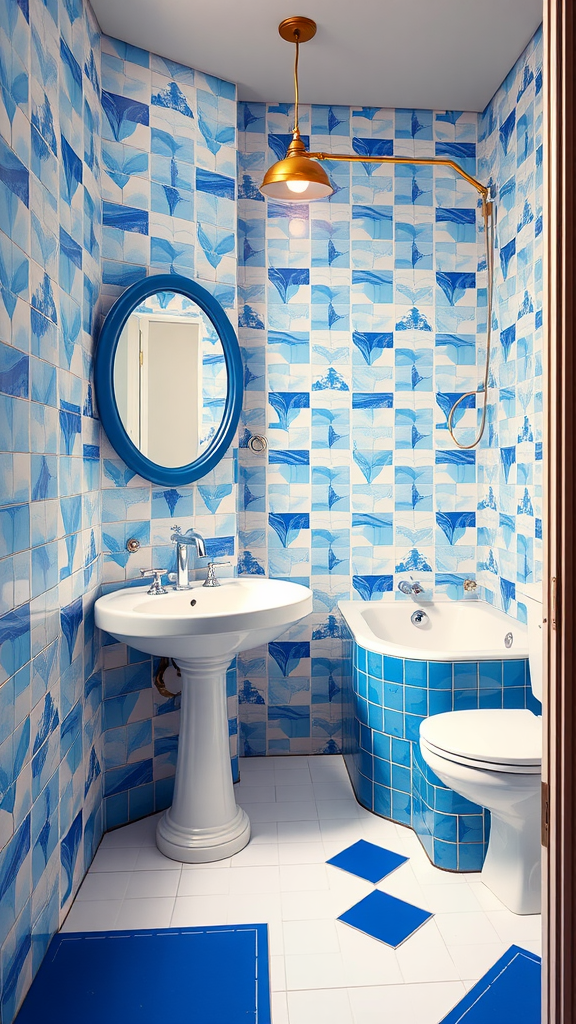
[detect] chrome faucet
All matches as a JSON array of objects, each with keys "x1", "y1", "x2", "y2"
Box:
[
  {"x1": 398, "y1": 580, "x2": 424, "y2": 596},
  {"x1": 170, "y1": 525, "x2": 207, "y2": 590}
]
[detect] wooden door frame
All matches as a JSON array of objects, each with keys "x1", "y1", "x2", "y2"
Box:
[{"x1": 544, "y1": 0, "x2": 576, "y2": 1020}]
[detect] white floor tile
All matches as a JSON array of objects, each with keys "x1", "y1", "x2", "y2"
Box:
[
  {"x1": 394, "y1": 920, "x2": 460, "y2": 984},
  {"x1": 283, "y1": 919, "x2": 341, "y2": 955},
  {"x1": 124, "y1": 869, "x2": 181, "y2": 899},
  {"x1": 276, "y1": 784, "x2": 315, "y2": 802},
  {"x1": 465, "y1": 881, "x2": 509, "y2": 912},
  {"x1": 225, "y1": 892, "x2": 283, "y2": 927},
  {"x1": 89, "y1": 848, "x2": 140, "y2": 872},
  {"x1": 171, "y1": 895, "x2": 229, "y2": 926},
  {"x1": 271, "y1": 954, "x2": 287, "y2": 992},
  {"x1": 435, "y1": 910, "x2": 501, "y2": 946},
  {"x1": 228, "y1": 866, "x2": 281, "y2": 894},
  {"x1": 280, "y1": 864, "x2": 330, "y2": 893},
  {"x1": 319, "y1": 819, "x2": 365, "y2": 844},
  {"x1": 313, "y1": 782, "x2": 354, "y2": 801},
  {"x1": 486, "y1": 909, "x2": 542, "y2": 944},
  {"x1": 177, "y1": 869, "x2": 230, "y2": 897},
  {"x1": 230, "y1": 843, "x2": 279, "y2": 867},
  {"x1": 418, "y1": 881, "x2": 484, "y2": 914},
  {"x1": 134, "y1": 846, "x2": 181, "y2": 871},
  {"x1": 240, "y1": 802, "x2": 318, "y2": 823},
  {"x1": 235, "y1": 784, "x2": 276, "y2": 803},
  {"x1": 287, "y1": 988, "x2": 355, "y2": 1024},
  {"x1": 75, "y1": 871, "x2": 131, "y2": 901},
  {"x1": 239, "y1": 757, "x2": 275, "y2": 773},
  {"x1": 347, "y1": 981, "x2": 466, "y2": 1024},
  {"x1": 61, "y1": 899, "x2": 121, "y2": 932},
  {"x1": 375, "y1": 864, "x2": 427, "y2": 908},
  {"x1": 278, "y1": 842, "x2": 326, "y2": 865},
  {"x1": 272, "y1": 756, "x2": 313, "y2": 771},
  {"x1": 98, "y1": 818, "x2": 159, "y2": 849},
  {"x1": 271, "y1": 991, "x2": 289, "y2": 1024},
  {"x1": 281, "y1": 890, "x2": 342, "y2": 922},
  {"x1": 248, "y1": 821, "x2": 279, "y2": 844},
  {"x1": 277, "y1": 820, "x2": 323, "y2": 843},
  {"x1": 337, "y1": 925, "x2": 404, "y2": 987},
  {"x1": 273, "y1": 770, "x2": 313, "y2": 786},
  {"x1": 316, "y1": 799, "x2": 362, "y2": 820},
  {"x1": 309, "y1": 765, "x2": 350, "y2": 783},
  {"x1": 446, "y1": 941, "x2": 508, "y2": 982},
  {"x1": 115, "y1": 897, "x2": 175, "y2": 929},
  {"x1": 285, "y1": 952, "x2": 347, "y2": 991}
]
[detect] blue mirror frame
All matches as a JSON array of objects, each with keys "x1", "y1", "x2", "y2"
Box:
[{"x1": 94, "y1": 274, "x2": 243, "y2": 486}]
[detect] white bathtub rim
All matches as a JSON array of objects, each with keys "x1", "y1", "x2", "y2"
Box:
[{"x1": 338, "y1": 597, "x2": 529, "y2": 663}]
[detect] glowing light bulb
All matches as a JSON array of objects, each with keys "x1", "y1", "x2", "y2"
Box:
[{"x1": 286, "y1": 179, "x2": 309, "y2": 194}]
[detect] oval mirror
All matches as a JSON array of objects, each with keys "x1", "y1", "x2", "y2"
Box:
[{"x1": 94, "y1": 275, "x2": 242, "y2": 486}]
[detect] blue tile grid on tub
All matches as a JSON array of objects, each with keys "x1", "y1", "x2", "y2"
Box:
[
  {"x1": 338, "y1": 889, "x2": 433, "y2": 948},
  {"x1": 439, "y1": 944, "x2": 541, "y2": 1024},
  {"x1": 342, "y1": 637, "x2": 538, "y2": 871},
  {"x1": 327, "y1": 838, "x2": 408, "y2": 883}
]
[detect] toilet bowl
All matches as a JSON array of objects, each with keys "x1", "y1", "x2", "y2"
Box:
[{"x1": 419, "y1": 584, "x2": 543, "y2": 915}]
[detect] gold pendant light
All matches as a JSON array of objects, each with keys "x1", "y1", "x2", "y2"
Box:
[{"x1": 260, "y1": 17, "x2": 334, "y2": 202}]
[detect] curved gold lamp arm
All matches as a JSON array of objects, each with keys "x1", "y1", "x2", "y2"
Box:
[{"x1": 307, "y1": 152, "x2": 490, "y2": 203}]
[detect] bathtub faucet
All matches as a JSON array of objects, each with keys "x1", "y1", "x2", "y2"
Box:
[{"x1": 398, "y1": 580, "x2": 424, "y2": 596}]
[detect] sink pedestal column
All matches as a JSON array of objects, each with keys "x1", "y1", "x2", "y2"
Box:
[{"x1": 156, "y1": 654, "x2": 250, "y2": 863}]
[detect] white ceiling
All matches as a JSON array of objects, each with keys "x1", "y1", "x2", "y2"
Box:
[{"x1": 91, "y1": 0, "x2": 543, "y2": 112}]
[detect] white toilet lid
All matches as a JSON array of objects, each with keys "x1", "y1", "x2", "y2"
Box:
[{"x1": 419, "y1": 709, "x2": 542, "y2": 767}]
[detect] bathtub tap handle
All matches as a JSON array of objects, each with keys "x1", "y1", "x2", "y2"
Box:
[{"x1": 398, "y1": 580, "x2": 424, "y2": 596}]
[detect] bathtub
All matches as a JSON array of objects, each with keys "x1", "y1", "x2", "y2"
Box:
[{"x1": 338, "y1": 598, "x2": 538, "y2": 872}]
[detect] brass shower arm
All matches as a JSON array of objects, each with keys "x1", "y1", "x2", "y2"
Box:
[{"x1": 306, "y1": 151, "x2": 490, "y2": 203}]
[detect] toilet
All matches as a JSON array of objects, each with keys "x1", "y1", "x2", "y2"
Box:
[{"x1": 419, "y1": 584, "x2": 543, "y2": 915}]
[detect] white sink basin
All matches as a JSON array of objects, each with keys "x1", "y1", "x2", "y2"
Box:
[
  {"x1": 95, "y1": 576, "x2": 313, "y2": 658},
  {"x1": 95, "y1": 576, "x2": 312, "y2": 864}
]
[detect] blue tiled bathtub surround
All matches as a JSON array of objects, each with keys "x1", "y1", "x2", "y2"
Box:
[{"x1": 342, "y1": 632, "x2": 537, "y2": 871}]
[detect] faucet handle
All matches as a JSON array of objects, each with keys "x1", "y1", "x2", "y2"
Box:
[
  {"x1": 203, "y1": 561, "x2": 231, "y2": 588},
  {"x1": 140, "y1": 568, "x2": 169, "y2": 595}
]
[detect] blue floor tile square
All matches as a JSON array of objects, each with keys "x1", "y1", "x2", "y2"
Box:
[
  {"x1": 439, "y1": 944, "x2": 541, "y2": 1024},
  {"x1": 15, "y1": 925, "x2": 271, "y2": 1024},
  {"x1": 338, "y1": 889, "x2": 433, "y2": 948},
  {"x1": 326, "y1": 839, "x2": 408, "y2": 883}
]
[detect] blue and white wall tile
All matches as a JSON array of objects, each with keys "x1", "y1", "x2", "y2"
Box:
[
  {"x1": 0, "y1": 1, "x2": 103, "y2": 1020},
  {"x1": 237, "y1": 101, "x2": 486, "y2": 756},
  {"x1": 476, "y1": 29, "x2": 543, "y2": 618}
]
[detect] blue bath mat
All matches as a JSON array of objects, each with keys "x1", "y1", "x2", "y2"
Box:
[
  {"x1": 338, "y1": 888, "x2": 432, "y2": 947},
  {"x1": 439, "y1": 944, "x2": 541, "y2": 1024},
  {"x1": 15, "y1": 925, "x2": 271, "y2": 1024},
  {"x1": 327, "y1": 839, "x2": 408, "y2": 883}
]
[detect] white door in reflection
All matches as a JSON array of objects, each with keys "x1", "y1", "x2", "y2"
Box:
[{"x1": 115, "y1": 314, "x2": 201, "y2": 467}]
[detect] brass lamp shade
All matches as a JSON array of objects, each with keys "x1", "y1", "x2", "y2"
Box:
[{"x1": 260, "y1": 134, "x2": 333, "y2": 202}]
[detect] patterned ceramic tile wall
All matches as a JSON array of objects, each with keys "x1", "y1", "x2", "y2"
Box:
[
  {"x1": 476, "y1": 29, "x2": 543, "y2": 618},
  {"x1": 96, "y1": 36, "x2": 240, "y2": 832},
  {"x1": 0, "y1": 1, "x2": 103, "y2": 1020},
  {"x1": 235, "y1": 28, "x2": 543, "y2": 758},
  {"x1": 236, "y1": 101, "x2": 488, "y2": 757}
]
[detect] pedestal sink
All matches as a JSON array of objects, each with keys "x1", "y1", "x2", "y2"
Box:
[{"x1": 95, "y1": 577, "x2": 313, "y2": 863}]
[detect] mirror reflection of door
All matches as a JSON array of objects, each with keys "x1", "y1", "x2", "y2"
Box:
[{"x1": 114, "y1": 314, "x2": 202, "y2": 468}]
